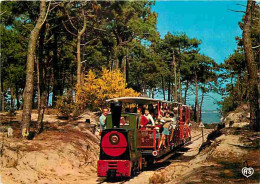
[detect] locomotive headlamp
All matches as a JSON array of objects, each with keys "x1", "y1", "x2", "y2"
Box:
[
  {"x1": 110, "y1": 134, "x2": 119, "y2": 145},
  {"x1": 152, "y1": 151, "x2": 158, "y2": 156}
]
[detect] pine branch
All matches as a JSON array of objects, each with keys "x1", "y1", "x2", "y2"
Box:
[
  {"x1": 228, "y1": 9, "x2": 246, "y2": 13},
  {"x1": 252, "y1": 45, "x2": 260, "y2": 49},
  {"x1": 39, "y1": 1, "x2": 51, "y2": 28},
  {"x1": 80, "y1": 38, "x2": 97, "y2": 46},
  {"x1": 236, "y1": 3, "x2": 247, "y2": 7},
  {"x1": 66, "y1": 8, "x2": 78, "y2": 32},
  {"x1": 62, "y1": 20, "x2": 77, "y2": 36},
  {"x1": 0, "y1": 11, "x2": 6, "y2": 16}
]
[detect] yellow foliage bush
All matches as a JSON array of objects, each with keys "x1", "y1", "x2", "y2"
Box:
[{"x1": 76, "y1": 68, "x2": 140, "y2": 110}]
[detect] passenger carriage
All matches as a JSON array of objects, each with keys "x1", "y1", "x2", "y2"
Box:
[{"x1": 97, "y1": 97, "x2": 191, "y2": 178}]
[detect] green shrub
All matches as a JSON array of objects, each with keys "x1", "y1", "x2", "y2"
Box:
[{"x1": 56, "y1": 95, "x2": 76, "y2": 119}]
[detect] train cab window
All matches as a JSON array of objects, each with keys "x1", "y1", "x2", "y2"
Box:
[{"x1": 120, "y1": 116, "x2": 130, "y2": 126}]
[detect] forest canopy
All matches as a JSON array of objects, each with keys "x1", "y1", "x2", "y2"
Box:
[{"x1": 0, "y1": 0, "x2": 259, "y2": 133}]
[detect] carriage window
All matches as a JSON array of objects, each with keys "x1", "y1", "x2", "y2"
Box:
[{"x1": 120, "y1": 116, "x2": 130, "y2": 126}]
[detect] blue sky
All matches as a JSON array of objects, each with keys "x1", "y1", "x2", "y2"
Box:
[{"x1": 151, "y1": 1, "x2": 246, "y2": 110}]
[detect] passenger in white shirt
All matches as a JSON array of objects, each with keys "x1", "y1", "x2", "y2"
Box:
[{"x1": 144, "y1": 109, "x2": 155, "y2": 126}]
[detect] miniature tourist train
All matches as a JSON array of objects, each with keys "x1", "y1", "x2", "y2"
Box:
[{"x1": 97, "y1": 97, "x2": 191, "y2": 178}]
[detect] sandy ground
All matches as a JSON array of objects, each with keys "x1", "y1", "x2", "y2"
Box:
[
  {"x1": 0, "y1": 110, "x2": 99, "y2": 184},
  {"x1": 150, "y1": 129, "x2": 260, "y2": 184},
  {"x1": 0, "y1": 130, "x2": 99, "y2": 184}
]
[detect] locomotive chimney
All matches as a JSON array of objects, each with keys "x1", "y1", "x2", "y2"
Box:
[{"x1": 110, "y1": 101, "x2": 122, "y2": 128}]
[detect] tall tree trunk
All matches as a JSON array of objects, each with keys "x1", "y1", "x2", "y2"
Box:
[
  {"x1": 173, "y1": 53, "x2": 177, "y2": 102},
  {"x1": 194, "y1": 95, "x2": 196, "y2": 121},
  {"x1": 178, "y1": 67, "x2": 182, "y2": 103},
  {"x1": 168, "y1": 76, "x2": 171, "y2": 101},
  {"x1": 47, "y1": 78, "x2": 50, "y2": 108},
  {"x1": 36, "y1": 56, "x2": 41, "y2": 111},
  {"x1": 161, "y1": 75, "x2": 165, "y2": 100},
  {"x1": 184, "y1": 80, "x2": 189, "y2": 105},
  {"x1": 76, "y1": 11, "x2": 87, "y2": 88},
  {"x1": 125, "y1": 48, "x2": 129, "y2": 85},
  {"x1": 62, "y1": 62, "x2": 65, "y2": 95},
  {"x1": 37, "y1": 91, "x2": 47, "y2": 134},
  {"x1": 15, "y1": 84, "x2": 20, "y2": 110},
  {"x1": 32, "y1": 88, "x2": 37, "y2": 109},
  {"x1": 36, "y1": 23, "x2": 46, "y2": 134},
  {"x1": 243, "y1": 0, "x2": 259, "y2": 131},
  {"x1": 60, "y1": 60, "x2": 64, "y2": 97},
  {"x1": 52, "y1": 29, "x2": 59, "y2": 107},
  {"x1": 21, "y1": 0, "x2": 47, "y2": 137},
  {"x1": 0, "y1": 59, "x2": 3, "y2": 112},
  {"x1": 10, "y1": 88, "x2": 14, "y2": 110},
  {"x1": 169, "y1": 51, "x2": 175, "y2": 101},
  {"x1": 118, "y1": 55, "x2": 124, "y2": 71},
  {"x1": 178, "y1": 48, "x2": 182, "y2": 103},
  {"x1": 231, "y1": 73, "x2": 235, "y2": 107},
  {"x1": 1, "y1": 90, "x2": 4, "y2": 112},
  {"x1": 199, "y1": 90, "x2": 204, "y2": 122},
  {"x1": 195, "y1": 73, "x2": 199, "y2": 124}
]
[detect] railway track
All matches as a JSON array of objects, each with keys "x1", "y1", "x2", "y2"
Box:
[{"x1": 156, "y1": 130, "x2": 213, "y2": 163}]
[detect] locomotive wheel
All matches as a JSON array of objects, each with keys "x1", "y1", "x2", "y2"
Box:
[
  {"x1": 139, "y1": 157, "x2": 143, "y2": 171},
  {"x1": 138, "y1": 157, "x2": 146, "y2": 169},
  {"x1": 107, "y1": 170, "x2": 116, "y2": 180},
  {"x1": 147, "y1": 157, "x2": 154, "y2": 167},
  {"x1": 131, "y1": 161, "x2": 139, "y2": 177}
]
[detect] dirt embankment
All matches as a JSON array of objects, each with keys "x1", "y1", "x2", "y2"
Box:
[
  {"x1": 223, "y1": 104, "x2": 251, "y2": 128},
  {"x1": 0, "y1": 110, "x2": 100, "y2": 184},
  {"x1": 149, "y1": 128, "x2": 260, "y2": 184}
]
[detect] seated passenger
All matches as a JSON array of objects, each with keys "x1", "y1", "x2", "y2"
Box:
[
  {"x1": 144, "y1": 109, "x2": 155, "y2": 126},
  {"x1": 140, "y1": 109, "x2": 155, "y2": 129},
  {"x1": 159, "y1": 106, "x2": 165, "y2": 117},
  {"x1": 152, "y1": 104, "x2": 158, "y2": 119}
]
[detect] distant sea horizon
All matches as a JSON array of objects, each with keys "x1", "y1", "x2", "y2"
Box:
[{"x1": 201, "y1": 111, "x2": 221, "y2": 124}]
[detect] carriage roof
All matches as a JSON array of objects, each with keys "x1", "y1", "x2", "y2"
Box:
[{"x1": 106, "y1": 97, "x2": 177, "y2": 105}]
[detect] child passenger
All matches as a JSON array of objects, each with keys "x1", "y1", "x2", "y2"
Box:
[
  {"x1": 139, "y1": 109, "x2": 155, "y2": 130},
  {"x1": 143, "y1": 109, "x2": 155, "y2": 126},
  {"x1": 158, "y1": 112, "x2": 171, "y2": 149}
]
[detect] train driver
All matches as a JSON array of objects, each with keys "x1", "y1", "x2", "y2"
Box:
[{"x1": 99, "y1": 107, "x2": 109, "y2": 131}]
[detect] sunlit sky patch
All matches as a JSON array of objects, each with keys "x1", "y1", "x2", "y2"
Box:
[{"x1": 151, "y1": 1, "x2": 246, "y2": 111}]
